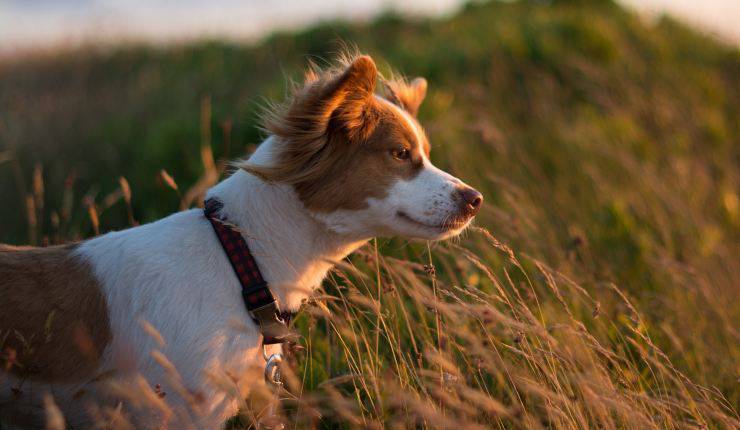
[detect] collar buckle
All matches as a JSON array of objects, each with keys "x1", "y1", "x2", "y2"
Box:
[{"x1": 250, "y1": 301, "x2": 297, "y2": 345}]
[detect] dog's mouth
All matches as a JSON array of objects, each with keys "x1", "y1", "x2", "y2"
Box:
[{"x1": 396, "y1": 211, "x2": 469, "y2": 232}]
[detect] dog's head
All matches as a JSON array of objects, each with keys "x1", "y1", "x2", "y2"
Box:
[{"x1": 245, "y1": 55, "x2": 482, "y2": 241}]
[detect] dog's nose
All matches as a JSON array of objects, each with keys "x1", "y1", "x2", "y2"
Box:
[{"x1": 457, "y1": 186, "x2": 483, "y2": 216}]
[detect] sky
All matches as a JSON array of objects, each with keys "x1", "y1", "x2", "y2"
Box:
[{"x1": 0, "y1": 0, "x2": 738, "y2": 55}]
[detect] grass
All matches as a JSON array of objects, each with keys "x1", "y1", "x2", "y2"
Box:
[{"x1": 1, "y1": 0, "x2": 738, "y2": 428}]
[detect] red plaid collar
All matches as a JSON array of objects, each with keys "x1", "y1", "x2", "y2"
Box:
[{"x1": 204, "y1": 198, "x2": 295, "y2": 345}]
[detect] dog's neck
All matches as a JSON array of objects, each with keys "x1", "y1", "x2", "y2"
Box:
[{"x1": 206, "y1": 137, "x2": 369, "y2": 312}]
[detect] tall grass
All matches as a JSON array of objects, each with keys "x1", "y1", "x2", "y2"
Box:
[{"x1": 276, "y1": 231, "x2": 738, "y2": 429}]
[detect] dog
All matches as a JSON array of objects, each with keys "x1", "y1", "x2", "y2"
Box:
[{"x1": 0, "y1": 54, "x2": 482, "y2": 428}]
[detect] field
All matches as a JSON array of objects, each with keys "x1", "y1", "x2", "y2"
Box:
[{"x1": 1, "y1": 0, "x2": 738, "y2": 428}]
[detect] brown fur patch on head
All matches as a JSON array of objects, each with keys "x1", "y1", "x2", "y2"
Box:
[
  {"x1": 242, "y1": 54, "x2": 431, "y2": 213},
  {"x1": 0, "y1": 244, "x2": 112, "y2": 383}
]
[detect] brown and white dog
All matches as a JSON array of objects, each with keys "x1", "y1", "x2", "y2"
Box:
[{"x1": 0, "y1": 54, "x2": 482, "y2": 428}]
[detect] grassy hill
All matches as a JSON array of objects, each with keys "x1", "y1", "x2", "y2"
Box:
[{"x1": 1, "y1": 0, "x2": 738, "y2": 428}]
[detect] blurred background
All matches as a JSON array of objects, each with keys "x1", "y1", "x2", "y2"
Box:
[
  {"x1": 0, "y1": 0, "x2": 738, "y2": 423},
  {"x1": 1, "y1": 0, "x2": 739, "y2": 53}
]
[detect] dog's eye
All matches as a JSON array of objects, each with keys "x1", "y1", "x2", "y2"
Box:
[{"x1": 391, "y1": 148, "x2": 410, "y2": 161}]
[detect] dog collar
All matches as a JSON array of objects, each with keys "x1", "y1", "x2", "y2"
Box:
[{"x1": 204, "y1": 198, "x2": 295, "y2": 345}]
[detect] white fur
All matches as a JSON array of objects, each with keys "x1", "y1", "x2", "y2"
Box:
[{"x1": 73, "y1": 138, "x2": 369, "y2": 427}]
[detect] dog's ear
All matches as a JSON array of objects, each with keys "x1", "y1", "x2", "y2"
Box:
[
  {"x1": 243, "y1": 56, "x2": 378, "y2": 183},
  {"x1": 320, "y1": 55, "x2": 378, "y2": 141},
  {"x1": 384, "y1": 77, "x2": 427, "y2": 117}
]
